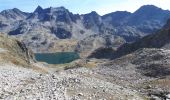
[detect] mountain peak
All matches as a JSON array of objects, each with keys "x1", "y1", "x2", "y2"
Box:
[
  {"x1": 140, "y1": 5, "x2": 159, "y2": 8},
  {"x1": 0, "y1": 8, "x2": 28, "y2": 20},
  {"x1": 136, "y1": 5, "x2": 162, "y2": 12},
  {"x1": 90, "y1": 11, "x2": 98, "y2": 14},
  {"x1": 12, "y1": 8, "x2": 21, "y2": 12},
  {"x1": 41, "y1": 6, "x2": 68, "y2": 14},
  {"x1": 49, "y1": 6, "x2": 67, "y2": 11},
  {"x1": 84, "y1": 11, "x2": 100, "y2": 17},
  {"x1": 56, "y1": 6, "x2": 67, "y2": 10},
  {"x1": 89, "y1": 11, "x2": 99, "y2": 16},
  {"x1": 34, "y1": 5, "x2": 43, "y2": 13},
  {"x1": 102, "y1": 11, "x2": 131, "y2": 18},
  {"x1": 127, "y1": 4, "x2": 170, "y2": 26},
  {"x1": 1, "y1": 8, "x2": 22, "y2": 13}
]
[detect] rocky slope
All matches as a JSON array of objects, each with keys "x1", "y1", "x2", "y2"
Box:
[
  {"x1": 0, "y1": 64, "x2": 146, "y2": 100},
  {"x1": 85, "y1": 17, "x2": 170, "y2": 99},
  {"x1": 78, "y1": 15, "x2": 170, "y2": 100},
  {"x1": 0, "y1": 5, "x2": 170, "y2": 55},
  {"x1": 0, "y1": 33, "x2": 34, "y2": 66},
  {"x1": 1, "y1": 34, "x2": 170, "y2": 99},
  {"x1": 89, "y1": 18, "x2": 170, "y2": 59},
  {"x1": 1, "y1": 4, "x2": 170, "y2": 100},
  {"x1": 0, "y1": 34, "x2": 145, "y2": 100},
  {"x1": 102, "y1": 5, "x2": 170, "y2": 41},
  {"x1": 112, "y1": 18, "x2": 170, "y2": 59},
  {"x1": 75, "y1": 34, "x2": 125, "y2": 57},
  {"x1": 95, "y1": 48, "x2": 170, "y2": 99}
]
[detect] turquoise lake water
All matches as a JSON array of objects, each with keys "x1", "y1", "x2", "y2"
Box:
[{"x1": 35, "y1": 52, "x2": 80, "y2": 64}]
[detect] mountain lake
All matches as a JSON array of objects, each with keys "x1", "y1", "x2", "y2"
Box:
[{"x1": 35, "y1": 52, "x2": 80, "y2": 64}]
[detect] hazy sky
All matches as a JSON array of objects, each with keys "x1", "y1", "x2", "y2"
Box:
[{"x1": 0, "y1": 0, "x2": 170, "y2": 15}]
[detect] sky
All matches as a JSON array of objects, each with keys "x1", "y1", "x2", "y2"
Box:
[{"x1": 0, "y1": 0, "x2": 170, "y2": 15}]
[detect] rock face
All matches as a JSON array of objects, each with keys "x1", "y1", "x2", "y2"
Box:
[
  {"x1": 113, "y1": 18, "x2": 170, "y2": 59},
  {"x1": 102, "y1": 5, "x2": 170, "y2": 41},
  {"x1": 127, "y1": 5, "x2": 170, "y2": 29},
  {"x1": 87, "y1": 47, "x2": 116, "y2": 59},
  {"x1": 95, "y1": 48, "x2": 170, "y2": 99},
  {"x1": 82, "y1": 17, "x2": 170, "y2": 99},
  {"x1": 0, "y1": 33, "x2": 34, "y2": 66},
  {"x1": 0, "y1": 5, "x2": 170, "y2": 54},
  {"x1": 75, "y1": 34, "x2": 125, "y2": 57}
]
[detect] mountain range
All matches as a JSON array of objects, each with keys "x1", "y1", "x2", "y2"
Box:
[
  {"x1": 111, "y1": 18, "x2": 170, "y2": 59},
  {"x1": 88, "y1": 17, "x2": 170, "y2": 58},
  {"x1": 1, "y1": 4, "x2": 170, "y2": 100},
  {"x1": 1, "y1": 18, "x2": 170, "y2": 99},
  {"x1": 0, "y1": 5, "x2": 170, "y2": 57}
]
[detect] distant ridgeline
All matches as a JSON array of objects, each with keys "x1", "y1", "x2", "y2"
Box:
[{"x1": 0, "y1": 5, "x2": 170, "y2": 57}]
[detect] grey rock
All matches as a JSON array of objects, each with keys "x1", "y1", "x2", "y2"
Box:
[{"x1": 113, "y1": 18, "x2": 170, "y2": 59}]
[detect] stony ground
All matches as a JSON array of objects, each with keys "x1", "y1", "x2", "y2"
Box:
[
  {"x1": 95, "y1": 48, "x2": 170, "y2": 100},
  {"x1": 1, "y1": 33, "x2": 170, "y2": 100},
  {"x1": 0, "y1": 63, "x2": 144, "y2": 100},
  {"x1": 1, "y1": 48, "x2": 170, "y2": 100},
  {"x1": 1, "y1": 49, "x2": 170, "y2": 100}
]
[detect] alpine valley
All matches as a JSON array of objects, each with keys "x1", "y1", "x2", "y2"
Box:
[{"x1": 1, "y1": 4, "x2": 170, "y2": 100}]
